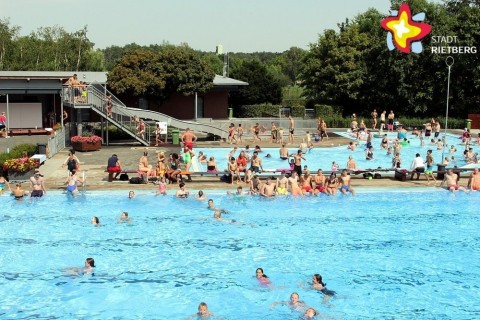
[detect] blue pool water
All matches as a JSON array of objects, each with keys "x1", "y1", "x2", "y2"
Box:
[
  {"x1": 1, "y1": 190, "x2": 479, "y2": 319},
  {"x1": 193, "y1": 132, "x2": 478, "y2": 172}
]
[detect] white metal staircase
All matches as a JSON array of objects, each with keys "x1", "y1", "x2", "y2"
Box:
[{"x1": 64, "y1": 82, "x2": 229, "y2": 144}]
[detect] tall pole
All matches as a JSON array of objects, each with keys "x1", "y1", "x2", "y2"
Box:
[
  {"x1": 6, "y1": 94, "x2": 9, "y2": 139},
  {"x1": 194, "y1": 91, "x2": 198, "y2": 121},
  {"x1": 443, "y1": 56, "x2": 454, "y2": 161}
]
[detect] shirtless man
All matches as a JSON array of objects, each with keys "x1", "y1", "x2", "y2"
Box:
[
  {"x1": 387, "y1": 110, "x2": 395, "y2": 132},
  {"x1": 252, "y1": 123, "x2": 261, "y2": 143},
  {"x1": 30, "y1": 169, "x2": 47, "y2": 198},
  {"x1": 249, "y1": 151, "x2": 263, "y2": 173},
  {"x1": 249, "y1": 175, "x2": 262, "y2": 195},
  {"x1": 313, "y1": 169, "x2": 327, "y2": 195},
  {"x1": 228, "y1": 157, "x2": 239, "y2": 184},
  {"x1": 288, "y1": 171, "x2": 302, "y2": 196},
  {"x1": 260, "y1": 177, "x2": 276, "y2": 197},
  {"x1": 289, "y1": 150, "x2": 306, "y2": 177},
  {"x1": 288, "y1": 115, "x2": 295, "y2": 144},
  {"x1": 371, "y1": 109, "x2": 378, "y2": 130},
  {"x1": 347, "y1": 156, "x2": 357, "y2": 172},
  {"x1": 279, "y1": 144, "x2": 289, "y2": 160},
  {"x1": 66, "y1": 73, "x2": 81, "y2": 102},
  {"x1": 339, "y1": 169, "x2": 355, "y2": 195},
  {"x1": 276, "y1": 172, "x2": 289, "y2": 195},
  {"x1": 380, "y1": 110, "x2": 386, "y2": 131},
  {"x1": 181, "y1": 128, "x2": 197, "y2": 150},
  {"x1": 441, "y1": 169, "x2": 467, "y2": 193},
  {"x1": 300, "y1": 171, "x2": 313, "y2": 195},
  {"x1": 12, "y1": 183, "x2": 28, "y2": 200},
  {"x1": 467, "y1": 167, "x2": 480, "y2": 191}
]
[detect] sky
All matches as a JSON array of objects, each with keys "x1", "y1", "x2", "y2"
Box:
[{"x1": 2, "y1": 0, "x2": 437, "y2": 53}]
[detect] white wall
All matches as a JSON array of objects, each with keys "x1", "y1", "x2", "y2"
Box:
[{"x1": 0, "y1": 103, "x2": 42, "y2": 129}]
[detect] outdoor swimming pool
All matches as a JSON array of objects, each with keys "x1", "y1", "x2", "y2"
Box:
[
  {"x1": 1, "y1": 190, "x2": 479, "y2": 319},
  {"x1": 194, "y1": 132, "x2": 478, "y2": 173}
]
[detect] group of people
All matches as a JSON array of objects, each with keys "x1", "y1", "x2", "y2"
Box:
[
  {"x1": 256, "y1": 268, "x2": 335, "y2": 319},
  {"x1": 65, "y1": 73, "x2": 88, "y2": 104}
]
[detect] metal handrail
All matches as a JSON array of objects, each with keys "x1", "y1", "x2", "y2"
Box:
[{"x1": 86, "y1": 84, "x2": 152, "y2": 145}]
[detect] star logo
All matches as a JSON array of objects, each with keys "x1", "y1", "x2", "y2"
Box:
[{"x1": 380, "y1": 3, "x2": 432, "y2": 54}]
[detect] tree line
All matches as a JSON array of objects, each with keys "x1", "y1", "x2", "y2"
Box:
[{"x1": 0, "y1": 0, "x2": 478, "y2": 118}]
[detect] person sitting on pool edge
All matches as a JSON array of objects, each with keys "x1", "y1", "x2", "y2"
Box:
[{"x1": 441, "y1": 168, "x2": 468, "y2": 193}]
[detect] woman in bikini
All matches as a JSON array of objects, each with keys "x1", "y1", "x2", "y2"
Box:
[
  {"x1": 326, "y1": 172, "x2": 338, "y2": 196},
  {"x1": 166, "y1": 153, "x2": 181, "y2": 183},
  {"x1": 138, "y1": 152, "x2": 153, "y2": 183}
]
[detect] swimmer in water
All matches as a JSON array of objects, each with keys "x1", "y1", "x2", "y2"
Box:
[
  {"x1": 195, "y1": 190, "x2": 206, "y2": 201},
  {"x1": 271, "y1": 292, "x2": 307, "y2": 311},
  {"x1": 207, "y1": 199, "x2": 228, "y2": 214},
  {"x1": 187, "y1": 302, "x2": 217, "y2": 320},
  {"x1": 255, "y1": 267, "x2": 271, "y2": 285},
  {"x1": 117, "y1": 212, "x2": 132, "y2": 223},
  {"x1": 65, "y1": 257, "x2": 95, "y2": 276},
  {"x1": 128, "y1": 191, "x2": 135, "y2": 199},
  {"x1": 91, "y1": 216, "x2": 100, "y2": 226},
  {"x1": 311, "y1": 274, "x2": 336, "y2": 301},
  {"x1": 304, "y1": 307, "x2": 317, "y2": 320}
]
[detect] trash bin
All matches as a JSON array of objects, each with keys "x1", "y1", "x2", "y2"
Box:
[
  {"x1": 465, "y1": 119, "x2": 472, "y2": 130},
  {"x1": 228, "y1": 108, "x2": 233, "y2": 119},
  {"x1": 37, "y1": 143, "x2": 47, "y2": 155},
  {"x1": 172, "y1": 129, "x2": 180, "y2": 145},
  {"x1": 437, "y1": 164, "x2": 446, "y2": 180}
]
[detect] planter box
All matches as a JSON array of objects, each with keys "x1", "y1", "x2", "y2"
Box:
[
  {"x1": 395, "y1": 170, "x2": 408, "y2": 182},
  {"x1": 71, "y1": 140, "x2": 102, "y2": 152},
  {"x1": 8, "y1": 170, "x2": 34, "y2": 181}
]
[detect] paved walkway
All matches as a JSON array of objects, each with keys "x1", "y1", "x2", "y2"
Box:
[{"x1": 28, "y1": 131, "x2": 465, "y2": 192}]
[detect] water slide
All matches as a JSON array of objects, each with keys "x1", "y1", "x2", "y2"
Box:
[{"x1": 124, "y1": 107, "x2": 229, "y2": 140}]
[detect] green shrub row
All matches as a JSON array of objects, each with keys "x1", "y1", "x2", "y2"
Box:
[{"x1": 0, "y1": 143, "x2": 38, "y2": 172}]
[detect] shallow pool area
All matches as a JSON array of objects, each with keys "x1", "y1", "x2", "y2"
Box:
[
  {"x1": 1, "y1": 190, "x2": 479, "y2": 319},
  {"x1": 193, "y1": 132, "x2": 478, "y2": 173}
]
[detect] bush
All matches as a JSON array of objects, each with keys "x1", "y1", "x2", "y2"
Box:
[
  {"x1": 0, "y1": 143, "x2": 37, "y2": 174},
  {"x1": 397, "y1": 117, "x2": 465, "y2": 129},
  {"x1": 290, "y1": 105, "x2": 305, "y2": 117},
  {"x1": 314, "y1": 104, "x2": 342, "y2": 118},
  {"x1": 236, "y1": 104, "x2": 282, "y2": 118}
]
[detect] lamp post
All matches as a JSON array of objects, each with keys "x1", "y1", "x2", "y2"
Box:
[{"x1": 442, "y1": 56, "x2": 454, "y2": 161}]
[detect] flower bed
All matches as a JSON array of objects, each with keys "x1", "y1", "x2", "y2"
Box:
[
  {"x1": 71, "y1": 135, "x2": 103, "y2": 152},
  {"x1": 2, "y1": 157, "x2": 40, "y2": 174}
]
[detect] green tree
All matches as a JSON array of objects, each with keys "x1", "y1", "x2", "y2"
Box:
[
  {"x1": 229, "y1": 60, "x2": 282, "y2": 107},
  {"x1": 107, "y1": 49, "x2": 166, "y2": 99},
  {"x1": 108, "y1": 46, "x2": 215, "y2": 102}
]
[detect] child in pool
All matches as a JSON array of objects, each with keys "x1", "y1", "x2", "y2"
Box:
[{"x1": 255, "y1": 267, "x2": 271, "y2": 285}]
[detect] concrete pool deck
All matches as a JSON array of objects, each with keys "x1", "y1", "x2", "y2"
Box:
[{"x1": 12, "y1": 128, "x2": 476, "y2": 191}]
